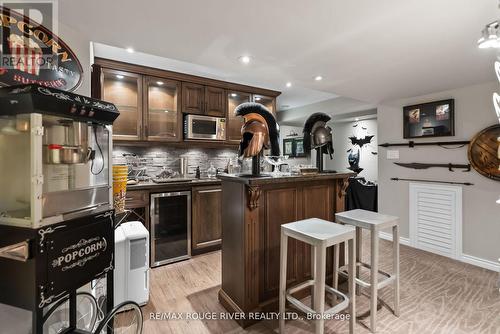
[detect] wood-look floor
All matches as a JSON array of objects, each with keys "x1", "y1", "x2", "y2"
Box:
[{"x1": 142, "y1": 232, "x2": 500, "y2": 334}]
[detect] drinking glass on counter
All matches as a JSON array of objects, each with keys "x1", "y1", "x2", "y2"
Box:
[
  {"x1": 227, "y1": 157, "x2": 241, "y2": 175},
  {"x1": 263, "y1": 155, "x2": 289, "y2": 177}
]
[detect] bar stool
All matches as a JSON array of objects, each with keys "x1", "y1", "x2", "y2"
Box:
[
  {"x1": 335, "y1": 209, "x2": 400, "y2": 333},
  {"x1": 279, "y1": 218, "x2": 356, "y2": 334}
]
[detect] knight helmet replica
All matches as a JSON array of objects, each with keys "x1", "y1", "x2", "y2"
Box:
[
  {"x1": 235, "y1": 102, "x2": 280, "y2": 158},
  {"x1": 303, "y1": 112, "x2": 334, "y2": 158}
]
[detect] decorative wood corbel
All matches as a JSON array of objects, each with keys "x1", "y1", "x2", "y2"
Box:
[
  {"x1": 338, "y1": 178, "x2": 349, "y2": 199},
  {"x1": 246, "y1": 186, "x2": 261, "y2": 210}
]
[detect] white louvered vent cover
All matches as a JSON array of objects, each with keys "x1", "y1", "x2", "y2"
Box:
[{"x1": 409, "y1": 183, "x2": 462, "y2": 259}]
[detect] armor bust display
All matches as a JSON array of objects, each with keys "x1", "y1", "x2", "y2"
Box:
[
  {"x1": 235, "y1": 102, "x2": 280, "y2": 175},
  {"x1": 303, "y1": 112, "x2": 334, "y2": 172}
]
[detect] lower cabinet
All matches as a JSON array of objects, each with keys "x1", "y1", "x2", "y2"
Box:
[
  {"x1": 123, "y1": 190, "x2": 149, "y2": 230},
  {"x1": 192, "y1": 185, "x2": 222, "y2": 254}
]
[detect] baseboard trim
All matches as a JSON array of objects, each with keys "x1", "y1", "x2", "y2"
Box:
[
  {"x1": 379, "y1": 232, "x2": 499, "y2": 273},
  {"x1": 378, "y1": 231, "x2": 411, "y2": 246},
  {"x1": 460, "y1": 254, "x2": 500, "y2": 272}
]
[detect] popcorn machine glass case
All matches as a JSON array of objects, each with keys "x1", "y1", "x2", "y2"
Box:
[{"x1": 0, "y1": 85, "x2": 119, "y2": 228}]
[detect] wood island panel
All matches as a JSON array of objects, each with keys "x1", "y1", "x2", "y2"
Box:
[
  {"x1": 218, "y1": 173, "x2": 354, "y2": 327},
  {"x1": 192, "y1": 185, "x2": 222, "y2": 254}
]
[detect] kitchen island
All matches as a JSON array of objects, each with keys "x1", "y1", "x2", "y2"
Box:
[{"x1": 218, "y1": 172, "x2": 355, "y2": 327}]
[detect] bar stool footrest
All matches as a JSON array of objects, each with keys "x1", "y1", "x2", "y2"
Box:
[
  {"x1": 338, "y1": 262, "x2": 395, "y2": 289},
  {"x1": 285, "y1": 281, "x2": 350, "y2": 315}
]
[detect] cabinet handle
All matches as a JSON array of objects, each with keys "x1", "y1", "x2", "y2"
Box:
[{"x1": 198, "y1": 189, "x2": 222, "y2": 193}]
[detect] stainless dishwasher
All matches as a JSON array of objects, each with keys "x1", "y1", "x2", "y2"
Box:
[{"x1": 150, "y1": 191, "x2": 191, "y2": 267}]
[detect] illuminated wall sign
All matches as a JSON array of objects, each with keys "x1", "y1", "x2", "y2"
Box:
[{"x1": 0, "y1": 5, "x2": 83, "y2": 91}]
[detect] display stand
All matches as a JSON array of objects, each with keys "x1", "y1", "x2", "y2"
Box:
[
  {"x1": 252, "y1": 154, "x2": 261, "y2": 176},
  {"x1": 0, "y1": 210, "x2": 115, "y2": 334},
  {"x1": 316, "y1": 147, "x2": 324, "y2": 172}
]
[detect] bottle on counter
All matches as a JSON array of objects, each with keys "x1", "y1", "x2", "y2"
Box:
[
  {"x1": 179, "y1": 157, "x2": 188, "y2": 178},
  {"x1": 195, "y1": 166, "x2": 201, "y2": 179},
  {"x1": 207, "y1": 163, "x2": 217, "y2": 179}
]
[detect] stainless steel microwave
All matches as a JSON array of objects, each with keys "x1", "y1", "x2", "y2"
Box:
[{"x1": 184, "y1": 114, "x2": 226, "y2": 140}]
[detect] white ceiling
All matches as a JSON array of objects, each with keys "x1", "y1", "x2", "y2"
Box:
[
  {"x1": 92, "y1": 42, "x2": 337, "y2": 110},
  {"x1": 60, "y1": 0, "x2": 498, "y2": 109}
]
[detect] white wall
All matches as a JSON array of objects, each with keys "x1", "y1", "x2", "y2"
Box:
[
  {"x1": 278, "y1": 96, "x2": 375, "y2": 124},
  {"x1": 378, "y1": 81, "x2": 499, "y2": 264},
  {"x1": 326, "y1": 119, "x2": 378, "y2": 181},
  {"x1": 57, "y1": 22, "x2": 92, "y2": 96},
  {"x1": 279, "y1": 124, "x2": 311, "y2": 166}
]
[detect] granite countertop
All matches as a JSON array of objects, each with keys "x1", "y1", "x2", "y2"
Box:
[
  {"x1": 126, "y1": 178, "x2": 221, "y2": 190},
  {"x1": 217, "y1": 171, "x2": 356, "y2": 185}
]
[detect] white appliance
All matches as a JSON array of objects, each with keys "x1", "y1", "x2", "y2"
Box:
[
  {"x1": 114, "y1": 221, "x2": 149, "y2": 307},
  {"x1": 184, "y1": 114, "x2": 226, "y2": 140}
]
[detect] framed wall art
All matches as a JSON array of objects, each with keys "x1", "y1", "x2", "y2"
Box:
[
  {"x1": 283, "y1": 138, "x2": 294, "y2": 156},
  {"x1": 403, "y1": 99, "x2": 455, "y2": 138},
  {"x1": 293, "y1": 138, "x2": 306, "y2": 157},
  {"x1": 282, "y1": 137, "x2": 305, "y2": 158}
]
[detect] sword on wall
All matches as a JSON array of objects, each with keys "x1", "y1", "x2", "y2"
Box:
[{"x1": 394, "y1": 162, "x2": 471, "y2": 172}]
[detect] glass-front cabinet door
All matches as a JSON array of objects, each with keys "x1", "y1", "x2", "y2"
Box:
[
  {"x1": 101, "y1": 68, "x2": 142, "y2": 140},
  {"x1": 253, "y1": 94, "x2": 276, "y2": 116},
  {"x1": 227, "y1": 91, "x2": 251, "y2": 143},
  {"x1": 145, "y1": 77, "x2": 181, "y2": 141}
]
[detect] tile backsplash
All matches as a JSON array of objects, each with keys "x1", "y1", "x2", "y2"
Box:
[{"x1": 113, "y1": 146, "x2": 239, "y2": 178}]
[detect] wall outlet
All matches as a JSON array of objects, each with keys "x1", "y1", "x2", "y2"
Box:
[{"x1": 386, "y1": 150, "x2": 400, "y2": 160}]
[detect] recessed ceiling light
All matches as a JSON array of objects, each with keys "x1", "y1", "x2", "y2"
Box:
[
  {"x1": 116, "y1": 75, "x2": 124, "y2": 79},
  {"x1": 355, "y1": 118, "x2": 360, "y2": 121},
  {"x1": 126, "y1": 47, "x2": 134, "y2": 53},
  {"x1": 238, "y1": 55, "x2": 252, "y2": 64},
  {"x1": 314, "y1": 75, "x2": 323, "y2": 81},
  {"x1": 164, "y1": 110, "x2": 169, "y2": 113},
  {"x1": 231, "y1": 93, "x2": 237, "y2": 97},
  {"x1": 286, "y1": 82, "x2": 292, "y2": 88},
  {"x1": 255, "y1": 97, "x2": 261, "y2": 101},
  {"x1": 157, "y1": 81, "x2": 164, "y2": 85}
]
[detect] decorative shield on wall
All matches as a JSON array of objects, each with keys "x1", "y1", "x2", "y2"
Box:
[{"x1": 467, "y1": 124, "x2": 500, "y2": 181}]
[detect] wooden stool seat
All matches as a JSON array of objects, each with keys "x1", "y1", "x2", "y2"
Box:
[
  {"x1": 335, "y1": 209, "x2": 400, "y2": 333},
  {"x1": 279, "y1": 218, "x2": 356, "y2": 334}
]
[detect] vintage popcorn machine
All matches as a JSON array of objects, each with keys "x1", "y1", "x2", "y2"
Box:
[{"x1": 0, "y1": 84, "x2": 119, "y2": 333}]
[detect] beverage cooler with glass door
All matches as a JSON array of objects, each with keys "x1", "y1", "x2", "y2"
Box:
[{"x1": 150, "y1": 191, "x2": 191, "y2": 267}]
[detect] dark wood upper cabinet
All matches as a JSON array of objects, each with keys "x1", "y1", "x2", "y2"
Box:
[
  {"x1": 182, "y1": 83, "x2": 226, "y2": 117},
  {"x1": 253, "y1": 94, "x2": 276, "y2": 116},
  {"x1": 101, "y1": 68, "x2": 142, "y2": 140},
  {"x1": 205, "y1": 86, "x2": 226, "y2": 117},
  {"x1": 227, "y1": 91, "x2": 251, "y2": 143},
  {"x1": 92, "y1": 58, "x2": 280, "y2": 145},
  {"x1": 145, "y1": 76, "x2": 181, "y2": 142},
  {"x1": 182, "y1": 82, "x2": 204, "y2": 114},
  {"x1": 192, "y1": 185, "x2": 222, "y2": 254}
]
